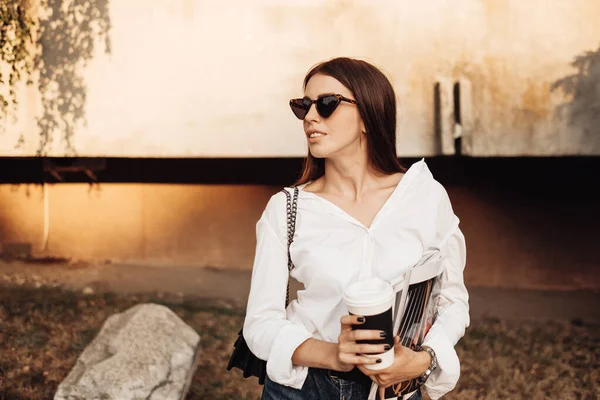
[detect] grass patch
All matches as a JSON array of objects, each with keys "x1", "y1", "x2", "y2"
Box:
[
  {"x1": 0, "y1": 284, "x2": 598, "y2": 399},
  {"x1": 453, "y1": 317, "x2": 600, "y2": 399}
]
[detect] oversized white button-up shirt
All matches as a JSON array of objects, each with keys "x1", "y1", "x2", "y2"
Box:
[{"x1": 243, "y1": 158, "x2": 469, "y2": 399}]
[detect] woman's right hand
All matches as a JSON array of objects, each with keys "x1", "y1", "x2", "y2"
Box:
[{"x1": 332, "y1": 314, "x2": 390, "y2": 372}]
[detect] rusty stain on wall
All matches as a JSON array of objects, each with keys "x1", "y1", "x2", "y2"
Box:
[
  {"x1": 520, "y1": 81, "x2": 551, "y2": 120},
  {"x1": 512, "y1": 81, "x2": 553, "y2": 149}
]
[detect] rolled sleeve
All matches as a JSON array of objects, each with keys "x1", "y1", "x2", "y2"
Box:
[
  {"x1": 422, "y1": 187, "x2": 470, "y2": 399},
  {"x1": 421, "y1": 322, "x2": 461, "y2": 399},
  {"x1": 243, "y1": 192, "x2": 313, "y2": 389},
  {"x1": 266, "y1": 322, "x2": 313, "y2": 388}
]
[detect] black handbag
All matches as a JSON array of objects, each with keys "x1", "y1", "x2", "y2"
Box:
[{"x1": 226, "y1": 187, "x2": 299, "y2": 385}]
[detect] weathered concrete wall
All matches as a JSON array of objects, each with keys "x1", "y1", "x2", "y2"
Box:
[
  {"x1": 1, "y1": 0, "x2": 599, "y2": 157},
  {"x1": 455, "y1": 1, "x2": 600, "y2": 156},
  {"x1": 1, "y1": 161, "x2": 598, "y2": 290}
]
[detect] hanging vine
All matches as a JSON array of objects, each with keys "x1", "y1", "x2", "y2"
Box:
[
  {"x1": 0, "y1": 0, "x2": 35, "y2": 120},
  {"x1": 0, "y1": 0, "x2": 111, "y2": 155}
]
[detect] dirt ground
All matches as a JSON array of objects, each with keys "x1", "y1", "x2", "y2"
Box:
[
  {"x1": 1, "y1": 258, "x2": 599, "y2": 400},
  {"x1": 1, "y1": 258, "x2": 599, "y2": 323},
  {"x1": 2, "y1": 283, "x2": 597, "y2": 400}
]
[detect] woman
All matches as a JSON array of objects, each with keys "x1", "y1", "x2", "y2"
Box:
[{"x1": 243, "y1": 57, "x2": 469, "y2": 400}]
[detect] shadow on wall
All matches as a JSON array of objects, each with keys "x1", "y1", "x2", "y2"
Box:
[
  {"x1": 551, "y1": 43, "x2": 600, "y2": 137},
  {"x1": 32, "y1": 0, "x2": 111, "y2": 155}
]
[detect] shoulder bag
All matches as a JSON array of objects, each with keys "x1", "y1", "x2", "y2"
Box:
[{"x1": 225, "y1": 187, "x2": 299, "y2": 384}]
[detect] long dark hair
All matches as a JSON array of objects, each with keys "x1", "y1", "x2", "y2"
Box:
[{"x1": 294, "y1": 57, "x2": 406, "y2": 186}]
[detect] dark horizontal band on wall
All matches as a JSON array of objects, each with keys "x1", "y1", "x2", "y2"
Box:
[{"x1": 0, "y1": 156, "x2": 598, "y2": 190}]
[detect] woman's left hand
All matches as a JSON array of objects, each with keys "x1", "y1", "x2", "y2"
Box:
[{"x1": 357, "y1": 335, "x2": 431, "y2": 391}]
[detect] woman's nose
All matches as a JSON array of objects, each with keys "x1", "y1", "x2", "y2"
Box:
[{"x1": 304, "y1": 102, "x2": 320, "y2": 122}]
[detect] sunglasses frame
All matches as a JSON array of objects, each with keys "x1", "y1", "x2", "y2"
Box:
[{"x1": 289, "y1": 94, "x2": 358, "y2": 120}]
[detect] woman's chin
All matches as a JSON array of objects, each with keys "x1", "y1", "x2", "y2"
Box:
[{"x1": 308, "y1": 147, "x2": 329, "y2": 159}]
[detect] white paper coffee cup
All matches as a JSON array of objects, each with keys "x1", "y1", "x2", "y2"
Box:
[{"x1": 343, "y1": 277, "x2": 395, "y2": 370}]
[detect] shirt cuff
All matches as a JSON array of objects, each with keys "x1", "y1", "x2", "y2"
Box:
[
  {"x1": 421, "y1": 326, "x2": 461, "y2": 400},
  {"x1": 266, "y1": 323, "x2": 313, "y2": 389}
]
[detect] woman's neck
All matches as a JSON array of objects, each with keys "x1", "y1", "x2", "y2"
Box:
[{"x1": 322, "y1": 153, "x2": 385, "y2": 201}]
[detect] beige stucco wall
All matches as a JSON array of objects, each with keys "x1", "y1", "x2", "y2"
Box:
[
  {"x1": 1, "y1": 0, "x2": 599, "y2": 157},
  {"x1": 1, "y1": 180, "x2": 598, "y2": 290}
]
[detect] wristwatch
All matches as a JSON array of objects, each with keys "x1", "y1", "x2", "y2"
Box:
[{"x1": 415, "y1": 345, "x2": 437, "y2": 386}]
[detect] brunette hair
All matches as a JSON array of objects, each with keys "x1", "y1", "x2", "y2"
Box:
[{"x1": 294, "y1": 57, "x2": 406, "y2": 185}]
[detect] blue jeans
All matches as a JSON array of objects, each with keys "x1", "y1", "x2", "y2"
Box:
[{"x1": 261, "y1": 368, "x2": 422, "y2": 400}]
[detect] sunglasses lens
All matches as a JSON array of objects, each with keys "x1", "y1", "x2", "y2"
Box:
[
  {"x1": 290, "y1": 99, "x2": 308, "y2": 120},
  {"x1": 317, "y1": 95, "x2": 340, "y2": 118}
]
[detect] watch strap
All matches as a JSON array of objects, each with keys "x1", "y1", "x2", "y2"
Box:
[{"x1": 416, "y1": 345, "x2": 437, "y2": 386}]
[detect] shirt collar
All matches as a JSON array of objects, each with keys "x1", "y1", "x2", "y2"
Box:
[{"x1": 291, "y1": 158, "x2": 429, "y2": 226}]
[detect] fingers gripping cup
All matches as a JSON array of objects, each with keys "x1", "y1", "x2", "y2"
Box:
[{"x1": 343, "y1": 277, "x2": 395, "y2": 370}]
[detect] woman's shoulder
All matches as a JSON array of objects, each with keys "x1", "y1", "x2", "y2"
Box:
[
  {"x1": 259, "y1": 187, "x2": 297, "y2": 232},
  {"x1": 263, "y1": 189, "x2": 287, "y2": 215},
  {"x1": 418, "y1": 163, "x2": 457, "y2": 221},
  {"x1": 403, "y1": 159, "x2": 455, "y2": 215}
]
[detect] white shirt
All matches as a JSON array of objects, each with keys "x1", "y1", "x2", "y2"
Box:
[{"x1": 243, "y1": 158, "x2": 469, "y2": 399}]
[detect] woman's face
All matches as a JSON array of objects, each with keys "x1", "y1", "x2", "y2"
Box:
[{"x1": 303, "y1": 74, "x2": 365, "y2": 160}]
